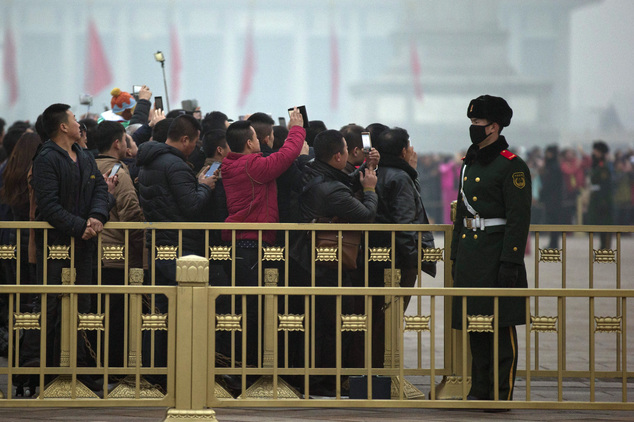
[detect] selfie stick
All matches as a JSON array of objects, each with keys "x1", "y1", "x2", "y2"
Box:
[{"x1": 154, "y1": 51, "x2": 171, "y2": 113}]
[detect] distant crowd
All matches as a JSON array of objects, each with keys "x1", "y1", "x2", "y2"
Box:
[{"x1": 418, "y1": 144, "x2": 634, "y2": 228}]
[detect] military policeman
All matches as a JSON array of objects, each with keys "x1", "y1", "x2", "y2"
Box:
[{"x1": 450, "y1": 95, "x2": 532, "y2": 403}]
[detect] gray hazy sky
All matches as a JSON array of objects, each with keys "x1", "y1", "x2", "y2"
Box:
[{"x1": 570, "y1": 0, "x2": 634, "y2": 130}]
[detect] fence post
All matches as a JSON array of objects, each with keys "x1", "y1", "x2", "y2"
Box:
[
  {"x1": 164, "y1": 255, "x2": 217, "y2": 422},
  {"x1": 109, "y1": 268, "x2": 164, "y2": 398},
  {"x1": 384, "y1": 268, "x2": 425, "y2": 399}
]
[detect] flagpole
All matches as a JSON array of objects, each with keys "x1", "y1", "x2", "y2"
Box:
[
  {"x1": 154, "y1": 51, "x2": 170, "y2": 112},
  {"x1": 161, "y1": 61, "x2": 171, "y2": 113}
]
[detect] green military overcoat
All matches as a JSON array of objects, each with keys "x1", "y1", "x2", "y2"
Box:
[{"x1": 450, "y1": 137, "x2": 532, "y2": 329}]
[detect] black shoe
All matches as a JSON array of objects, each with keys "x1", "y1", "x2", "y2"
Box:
[{"x1": 15, "y1": 382, "x2": 37, "y2": 398}]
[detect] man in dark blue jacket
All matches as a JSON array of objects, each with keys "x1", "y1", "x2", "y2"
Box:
[
  {"x1": 25, "y1": 103, "x2": 112, "y2": 389},
  {"x1": 136, "y1": 114, "x2": 216, "y2": 386}
]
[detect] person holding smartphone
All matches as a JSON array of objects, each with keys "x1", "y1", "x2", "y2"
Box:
[
  {"x1": 94, "y1": 121, "x2": 145, "y2": 368},
  {"x1": 218, "y1": 108, "x2": 305, "y2": 369}
]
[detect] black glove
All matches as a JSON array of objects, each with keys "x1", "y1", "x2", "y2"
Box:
[{"x1": 496, "y1": 262, "x2": 520, "y2": 288}]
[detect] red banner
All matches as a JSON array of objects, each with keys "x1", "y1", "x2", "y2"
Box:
[
  {"x1": 3, "y1": 26, "x2": 18, "y2": 106},
  {"x1": 170, "y1": 25, "x2": 182, "y2": 108},
  {"x1": 237, "y1": 21, "x2": 255, "y2": 108},
  {"x1": 410, "y1": 40, "x2": 423, "y2": 101},
  {"x1": 84, "y1": 19, "x2": 113, "y2": 95},
  {"x1": 330, "y1": 25, "x2": 340, "y2": 110}
]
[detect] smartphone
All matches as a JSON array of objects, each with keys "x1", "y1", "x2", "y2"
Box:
[
  {"x1": 287, "y1": 105, "x2": 310, "y2": 129},
  {"x1": 278, "y1": 117, "x2": 287, "y2": 127},
  {"x1": 154, "y1": 96, "x2": 164, "y2": 111},
  {"x1": 109, "y1": 163, "x2": 122, "y2": 178},
  {"x1": 132, "y1": 85, "x2": 142, "y2": 99},
  {"x1": 205, "y1": 161, "x2": 221, "y2": 178},
  {"x1": 361, "y1": 132, "x2": 372, "y2": 151},
  {"x1": 181, "y1": 99, "x2": 193, "y2": 111}
]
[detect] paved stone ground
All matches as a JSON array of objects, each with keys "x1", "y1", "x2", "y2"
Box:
[{"x1": 0, "y1": 234, "x2": 632, "y2": 421}]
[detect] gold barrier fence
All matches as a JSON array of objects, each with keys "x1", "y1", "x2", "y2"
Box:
[{"x1": 0, "y1": 222, "x2": 631, "y2": 420}]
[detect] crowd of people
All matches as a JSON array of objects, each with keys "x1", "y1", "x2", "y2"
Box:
[{"x1": 0, "y1": 86, "x2": 628, "y2": 401}]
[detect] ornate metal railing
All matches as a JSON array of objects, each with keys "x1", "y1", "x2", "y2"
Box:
[{"x1": 0, "y1": 222, "x2": 631, "y2": 420}]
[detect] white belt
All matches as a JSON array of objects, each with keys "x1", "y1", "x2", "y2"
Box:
[{"x1": 463, "y1": 215, "x2": 507, "y2": 231}]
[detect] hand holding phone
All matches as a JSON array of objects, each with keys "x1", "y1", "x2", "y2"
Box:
[
  {"x1": 361, "y1": 132, "x2": 372, "y2": 151},
  {"x1": 288, "y1": 105, "x2": 309, "y2": 129},
  {"x1": 204, "y1": 161, "x2": 221, "y2": 178},
  {"x1": 154, "y1": 96, "x2": 164, "y2": 111},
  {"x1": 109, "y1": 163, "x2": 122, "y2": 178},
  {"x1": 132, "y1": 85, "x2": 142, "y2": 100}
]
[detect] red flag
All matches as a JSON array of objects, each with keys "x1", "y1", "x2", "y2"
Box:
[
  {"x1": 237, "y1": 21, "x2": 255, "y2": 108},
  {"x1": 410, "y1": 39, "x2": 423, "y2": 100},
  {"x1": 3, "y1": 26, "x2": 18, "y2": 106},
  {"x1": 84, "y1": 19, "x2": 112, "y2": 95},
  {"x1": 170, "y1": 25, "x2": 182, "y2": 107},
  {"x1": 330, "y1": 25, "x2": 340, "y2": 110}
]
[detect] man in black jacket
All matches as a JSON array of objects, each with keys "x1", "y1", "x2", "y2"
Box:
[
  {"x1": 27, "y1": 103, "x2": 112, "y2": 387},
  {"x1": 136, "y1": 114, "x2": 216, "y2": 385},
  {"x1": 369, "y1": 127, "x2": 436, "y2": 368},
  {"x1": 291, "y1": 129, "x2": 377, "y2": 396}
]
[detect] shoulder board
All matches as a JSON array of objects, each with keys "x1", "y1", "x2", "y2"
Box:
[{"x1": 500, "y1": 149, "x2": 516, "y2": 160}]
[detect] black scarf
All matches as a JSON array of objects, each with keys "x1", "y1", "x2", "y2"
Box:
[
  {"x1": 464, "y1": 136, "x2": 509, "y2": 166},
  {"x1": 378, "y1": 155, "x2": 418, "y2": 181}
]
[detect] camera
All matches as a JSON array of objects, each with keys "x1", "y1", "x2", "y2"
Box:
[
  {"x1": 132, "y1": 85, "x2": 143, "y2": 100},
  {"x1": 79, "y1": 94, "x2": 93, "y2": 106}
]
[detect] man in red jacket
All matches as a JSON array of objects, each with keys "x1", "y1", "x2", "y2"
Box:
[{"x1": 220, "y1": 108, "x2": 304, "y2": 367}]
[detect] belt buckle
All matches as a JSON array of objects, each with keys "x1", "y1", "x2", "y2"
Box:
[{"x1": 464, "y1": 218, "x2": 473, "y2": 230}]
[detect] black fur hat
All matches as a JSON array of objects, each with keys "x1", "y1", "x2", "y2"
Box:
[{"x1": 467, "y1": 95, "x2": 513, "y2": 127}]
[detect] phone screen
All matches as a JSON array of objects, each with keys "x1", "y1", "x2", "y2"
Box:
[
  {"x1": 205, "y1": 161, "x2": 221, "y2": 178},
  {"x1": 278, "y1": 117, "x2": 287, "y2": 127},
  {"x1": 361, "y1": 132, "x2": 372, "y2": 150},
  {"x1": 132, "y1": 85, "x2": 142, "y2": 94},
  {"x1": 155, "y1": 96, "x2": 163, "y2": 111},
  {"x1": 287, "y1": 105, "x2": 310, "y2": 129},
  {"x1": 109, "y1": 163, "x2": 122, "y2": 178}
]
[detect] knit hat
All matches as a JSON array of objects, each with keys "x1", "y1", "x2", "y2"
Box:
[{"x1": 110, "y1": 88, "x2": 137, "y2": 115}]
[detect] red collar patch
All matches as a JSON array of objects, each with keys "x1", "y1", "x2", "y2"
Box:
[{"x1": 500, "y1": 149, "x2": 516, "y2": 160}]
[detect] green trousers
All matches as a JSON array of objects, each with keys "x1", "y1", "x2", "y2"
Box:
[{"x1": 468, "y1": 326, "x2": 518, "y2": 400}]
